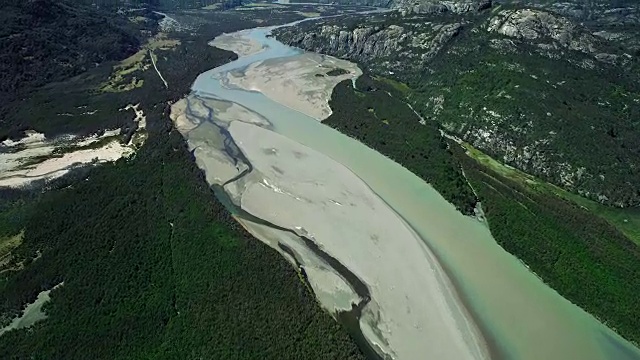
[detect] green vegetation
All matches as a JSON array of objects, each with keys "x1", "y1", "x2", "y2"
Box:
[
  {"x1": 276, "y1": 6, "x2": 640, "y2": 208},
  {"x1": 0, "y1": 231, "x2": 23, "y2": 267},
  {"x1": 326, "y1": 68, "x2": 350, "y2": 76},
  {"x1": 322, "y1": 72, "x2": 640, "y2": 346},
  {"x1": 373, "y1": 76, "x2": 411, "y2": 95},
  {"x1": 453, "y1": 143, "x2": 640, "y2": 346},
  {"x1": 0, "y1": 131, "x2": 364, "y2": 359},
  {"x1": 0, "y1": 9, "x2": 365, "y2": 359},
  {"x1": 407, "y1": 22, "x2": 640, "y2": 208},
  {"x1": 463, "y1": 143, "x2": 640, "y2": 246},
  {"x1": 325, "y1": 75, "x2": 477, "y2": 215},
  {"x1": 0, "y1": 0, "x2": 152, "y2": 104}
]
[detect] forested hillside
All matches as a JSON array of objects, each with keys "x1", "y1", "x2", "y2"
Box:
[
  {"x1": 81, "y1": 0, "x2": 243, "y2": 10},
  {"x1": 0, "y1": 130, "x2": 364, "y2": 359},
  {"x1": 0, "y1": 8, "x2": 364, "y2": 359},
  {"x1": 0, "y1": 0, "x2": 153, "y2": 101},
  {"x1": 325, "y1": 75, "x2": 477, "y2": 215},
  {"x1": 322, "y1": 76, "x2": 640, "y2": 346},
  {"x1": 275, "y1": 2, "x2": 640, "y2": 208}
]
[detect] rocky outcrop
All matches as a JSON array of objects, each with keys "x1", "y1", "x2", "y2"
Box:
[
  {"x1": 487, "y1": 9, "x2": 598, "y2": 53},
  {"x1": 275, "y1": 20, "x2": 462, "y2": 74},
  {"x1": 396, "y1": 0, "x2": 491, "y2": 15},
  {"x1": 275, "y1": 7, "x2": 640, "y2": 207},
  {"x1": 522, "y1": 0, "x2": 640, "y2": 26},
  {"x1": 486, "y1": 8, "x2": 632, "y2": 67}
]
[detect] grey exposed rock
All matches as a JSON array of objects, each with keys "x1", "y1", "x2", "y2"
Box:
[
  {"x1": 397, "y1": 0, "x2": 491, "y2": 15},
  {"x1": 487, "y1": 9, "x2": 598, "y2": 54},
  {"x1": 276, "y1": 20, "x2": 462, "y2": 73}
]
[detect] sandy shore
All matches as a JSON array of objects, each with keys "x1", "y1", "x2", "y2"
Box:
[
  {"x1": 0, "y1": 105, "x2": 146, "y2": 188},
  {"x1": 210, "y1": 30, "x2": 265, "y2": 57},
  {"x1": 236, "y1": 218, "x2": 361, "y2": 313},
  {"x1": 170, "y1": 94, "x2": 490, "y2": 360},
  {"x1": 231, "y1": 120, "x2": 488, "y2": 360},
  {"x1": 224, "y1": 53, "x2": 362, "y2": 121}
]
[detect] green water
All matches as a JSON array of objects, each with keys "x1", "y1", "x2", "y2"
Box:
[{"x1": 191, "y1": 23, "x2": 640, "y2": 359}]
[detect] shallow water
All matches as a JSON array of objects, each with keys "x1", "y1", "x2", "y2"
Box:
[{"x1": 190, "y1": 19, "x2": 640, "y2": 360}]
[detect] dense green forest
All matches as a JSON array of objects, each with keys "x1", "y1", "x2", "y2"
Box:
[
  {"x1": 324, "y1": 75, "x2": 477, "y2": 215},
  {"x1": 322, "y1": 73, "x2": 640, "y2": 346},
  {"x1": 0, "y1": 9, "x2": 364, "y2": 359},
  {"x1": 0, "y1": 6, "x2": 304, "y2": 139},
  {"x1": 0, "y1": 0, "x2": 155, "y2": 102}
]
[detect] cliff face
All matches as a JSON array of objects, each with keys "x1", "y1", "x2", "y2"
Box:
[
  {"x1": 275, "y1": 5, "x2": 640, "y2": 207},
  {"x1": 393, "y1": 0, "x2": 492, "y2": 15},
  {"x1": 278, "y1": 16, "x2": 463, "y2": 74}
]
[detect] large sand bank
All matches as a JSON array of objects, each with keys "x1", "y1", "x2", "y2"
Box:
[
  {"x1": 211, "y1": 30, "x2": 265, "y2": 57},
  {"x1": 170, "y1": 95, "x2": 489, "y2": 360},
  {"x1": 224, "y1": 53, "x2": 361, "y2": 120}
]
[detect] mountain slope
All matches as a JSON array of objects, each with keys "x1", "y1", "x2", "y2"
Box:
[
  {"x1": 274, "y1": 5, "x2": 640, "y2": 208},
  {"x1": 0, "y1": 0, "x2": 152, "y2": 100}
]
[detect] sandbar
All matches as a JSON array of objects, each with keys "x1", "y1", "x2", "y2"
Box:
[
  {"x1": 224, "y1": 53, "x2": 361, "y2": 121},
  {"x1": 211, "y1": 30, "x2": 266, "y2": 57},
  {"x1": 170, "y1": 95, "x2": 490, "y2": 360}
]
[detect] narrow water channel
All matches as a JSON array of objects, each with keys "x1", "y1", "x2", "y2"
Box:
[{"x1": 187, "y1": 14, "x2": 640, "y2": 360}]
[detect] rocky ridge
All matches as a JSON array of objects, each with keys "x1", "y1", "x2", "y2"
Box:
[
  {"x1": 395, "y1": 0, "x2": 491, "y2": 15},
  {"x1": 276, "y1": 14, "x2": 464, "y2": 74},
  {"x1": 275, "y1": 4, "x2": 640, "y2": 207}
]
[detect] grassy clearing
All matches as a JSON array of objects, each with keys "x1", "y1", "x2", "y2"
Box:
[
  {"x1": 374, "y1": 76, "x2": 412, "y2": 95},
  {"x1": 244, "y1": 3, "x2": 286, "y2": 8},
  {"x1": 547, "y1": 184, "x2": 640, "y2": 246},
  {"x1": 201, "y1": 4, "x2": 221, "y2": 10},
  {"x1": 128, "y1": 16, "x2": 148, "y2": 24},
  {"x1": 0, "y1": 230, "x2": 25, "y2": 274},
  {"x1": 0, "y1": 231, "x2": 23, "y2": 265},
  {"x1": 296, "y1": 11, "x2": 321, "y2": 17},
  {"x1": 462, "y1": 142, "x2": 640, "y2": 246},
  {"x1": 100, "y1": 35, "x2": 179, "y2": 93}
]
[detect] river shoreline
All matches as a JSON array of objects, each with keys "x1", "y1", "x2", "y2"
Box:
[
  {"x1": 171, "y1": 16, "x2": 492, "y2": 357},
  {"x1": 171, "y1": 11, "x2": 640, "y2": 360}
]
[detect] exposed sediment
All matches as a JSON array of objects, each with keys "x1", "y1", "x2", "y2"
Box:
[
  {"x1": 224, "y1": 53, "x2": 361, "y2": 121},
  {"x1": 170, "y1": 91, "x2": 490, "y2": 360}
]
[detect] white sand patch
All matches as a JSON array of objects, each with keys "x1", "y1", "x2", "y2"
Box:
[
  {"x1": 211, "y1": 30, "x2": 265, "y2": 57},
  {"x1": 189, "y1": 121, "x2": 246, "y2": 185},
  {"x1": 0, "y1": 282, "x2": 64, "y2": 336},
  {"x1": 170, "y1": 98, "x2": 199, "y2": 133},
  {"x1": 0, "y1": 140, "x2": 133, "y2": 187},
  {"x1": 228, "y1": 120, "x2": 488, "y2": 360},
  {"x1": 0, "y1": 136, "x2": 55, "y2": 175},
  {"x1": 123, "y1": 103, "x2": 147, "y2": 130},
  {"x1": 0, "y1": 106, "x2": 147, "y2": 188},
  {"x1": 224, "y1": 53, "x2": 362, "y2": 121},
  {"x1": 1, "y1": 130, "x2": 46, "y2": 147},
  {"x1": 302, "y1": 266, "x2": 360, "y2": 313},
  {"x1": 169, "y1": 97, "x2": 268, "y2": 186}
]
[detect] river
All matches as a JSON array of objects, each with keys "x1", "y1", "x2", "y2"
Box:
[{"x1": 185, "y1": 13, "x2": 640, "y2": 360}]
